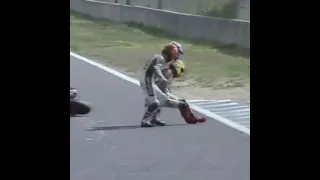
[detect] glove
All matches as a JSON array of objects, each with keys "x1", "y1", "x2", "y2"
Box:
[
  {"x1": 162, "y1": 77, "x2": 171, "y2": 85},
  {"x1": 178, "y1": 100, "x2": 206, "y2": 124},
  {"x1": 70, "y1": 89, "x2": 77, "y2": 99}
]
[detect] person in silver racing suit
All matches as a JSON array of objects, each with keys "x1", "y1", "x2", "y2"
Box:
[
  {"x1": 139, "y1": 43, "x2": 180, "y2": 127},
  {"x1": 139, "y1": 43, "x2": 206, "y2": 127}
]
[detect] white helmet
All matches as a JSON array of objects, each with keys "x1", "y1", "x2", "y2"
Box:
[{"x1": 170, "y1": 41, "x2": 184, "y2": 56}]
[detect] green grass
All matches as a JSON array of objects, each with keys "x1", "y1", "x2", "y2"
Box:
[{"x1": 70, "y1": 11, "x2": 250, "y2": 90}]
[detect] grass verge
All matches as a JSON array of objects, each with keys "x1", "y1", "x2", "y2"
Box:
[{"x1": 70, "y1": 11, "x2": 250, "y2": 104}]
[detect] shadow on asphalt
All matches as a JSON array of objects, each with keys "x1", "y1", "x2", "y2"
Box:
[
  {"x1": 70, "y1": 114, "x2": 89, "y2": 118},
  {"x1": 87, "y1": 123, "x2": 191, "y2": 131}
]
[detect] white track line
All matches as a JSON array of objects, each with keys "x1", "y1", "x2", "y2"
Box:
[{"x1": 70, "y1": 51, "x2": 250, "y2": 135}]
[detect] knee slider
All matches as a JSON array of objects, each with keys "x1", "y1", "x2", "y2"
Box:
[{"x1": 147, "y1": 101, "x2": 160, "y2": 113}]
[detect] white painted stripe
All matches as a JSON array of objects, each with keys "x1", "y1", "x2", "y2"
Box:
[
  {"x1": 70, "y1": 51, "x2": 250, "y2": 135},
  {"x1": 200, "y1": 103, "x2": 239, "y2": 109},
  {"x1": 216, "y1": 108, "x2": 250, "y2": 115},
  {"x1": 232, "y1": 119, "x2": 250, "y2": 123},
  {"x1": 187, "y1": 104, "x2": 250, "y2": 135},
  {"x1": 187, "y1": 100, "x2": 218, "y2": 103},
  {"x1": 239, "y1": 121, "x2": 250, "y2": 125},
  {"x1": 233, "y1": 115, "x2": 250, "y2": 120},
  {"x1": 209, "y1": 105, "x2": 249, "y2": 112},
  {"x1": 190, "y1": 99, "x2": 232, "y2": 103},
  {"x1": 191, "y1": 101, "x2": 250, "y2": 126},
  {"x1": 224, "y1": 112, "x2": 250, "y2": 118},
  {"x1": 191, "y1": 100, "x2": 233, "y2": 105}
]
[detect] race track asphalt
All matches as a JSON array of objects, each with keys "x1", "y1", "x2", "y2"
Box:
[{"x1": 70, "y1": 56, "x2": 250, "y2": 180}]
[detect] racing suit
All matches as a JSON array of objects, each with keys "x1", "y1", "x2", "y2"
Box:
[
  {"x1": 139, "y1": 54, "x2": 177, "y2": 126},
  {"x1": 139, "y1": 55, "x2": 206, "y2": 126},
  {"x1": 151, "y1": 73, "x2": 184, "y2": 121}
]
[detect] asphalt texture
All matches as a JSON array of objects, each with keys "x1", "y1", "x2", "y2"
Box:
[{"x1": 70, "y1": 56, "x2": 250, "y2": 180}]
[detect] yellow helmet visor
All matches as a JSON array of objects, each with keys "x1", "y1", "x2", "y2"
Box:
[{"x1": 172, "y1": 60, "x2": 185, "y2": 77}]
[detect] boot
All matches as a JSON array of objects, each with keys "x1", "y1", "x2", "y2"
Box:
[
  {"x1": 150, "y1": 117, "x2": 166, "y2": 126},
  {"x1": 196, "y1": 117, "x2": 206, "y2": 123},
  {"x1": 141, "y1": 121, "x2": 155, "y2": 128},
  {"x1": 179, "y1": 101, "x2": 206, "y2": 124}
]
